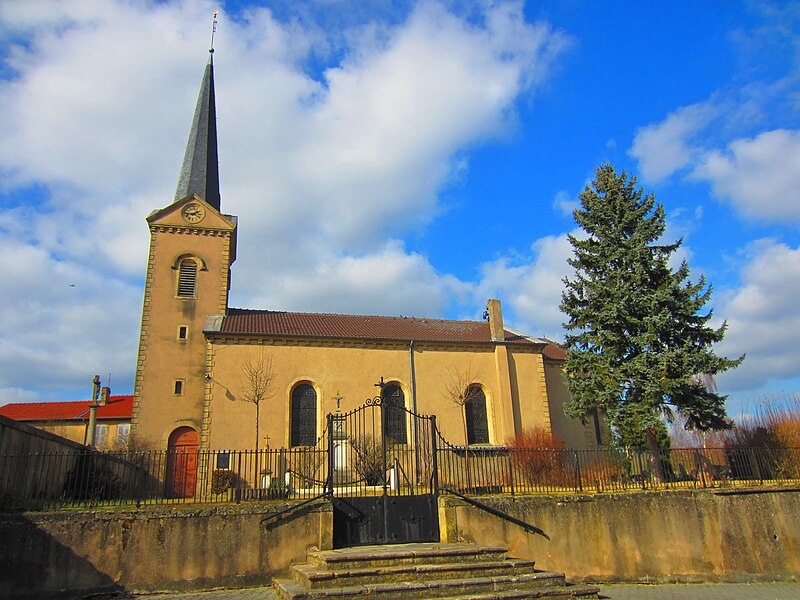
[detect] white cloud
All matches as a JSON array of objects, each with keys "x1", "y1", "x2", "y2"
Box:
[
  {"x1": 0, "y1": 235, "x2": 141, "y2": 404},
  {"x1": 239, "y1": 240, "x2": 466, "y2": 317},
  {"x1": 0, "y1": 0, "x2": 568, "y2": 401},
  {"x1": 691, "y1": 129, "x2": 800, "y2": 222},
  {"x1": 474, "y1": 232, "x2": 575, "y2": 340},
  {"x1": 715, "y1": 240, "x2": 800, "y2": 392},
  {"x1": 553, "y1": 190, "x2": 577, "y2": 218},
  {"x1": 629, "y1": 102, "x2": 717, "y2": 182}
]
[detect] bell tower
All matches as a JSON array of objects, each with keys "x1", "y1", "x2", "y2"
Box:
[{"x1": 131, "y1": 47, "x2": 237, "y2": 449}]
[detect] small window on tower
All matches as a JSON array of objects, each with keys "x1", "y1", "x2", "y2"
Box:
[
  {"x1": 178, "y1": 326, "x2": 188, "y2": 341},
  {"x1": 174, "y1": 380, "x2": 184, "y2": 396},
  {"x1": 177, "y1": 259, "x2": 198, "y2": 298}
]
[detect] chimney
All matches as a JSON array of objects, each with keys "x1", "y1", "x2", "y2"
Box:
[
  {"x1": 100, "y1": 386, "x2": 110, "y2": 407},
  {"x1": 487, "y1": 299, "x2": 505, "y2": 342}
]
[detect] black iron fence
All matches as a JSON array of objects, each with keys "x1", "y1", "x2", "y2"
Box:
[
  {"x1": 437, "y1": 445, "x2": 800, "y2": 495},
  {"x1": 0, "y1": 446, "x2": 329, "y2": 511},
  {"x1": 1, "y1": 445, "x2": 798, "y2": 510}
]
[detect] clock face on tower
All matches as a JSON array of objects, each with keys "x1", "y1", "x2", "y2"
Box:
[{"x1": 181, "y1": 202, "x2": 206, "y2": 224}]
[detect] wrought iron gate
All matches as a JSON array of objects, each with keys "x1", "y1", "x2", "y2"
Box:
[{"x1": 326, "y1": 392, "x2": 440, "y2": 548}]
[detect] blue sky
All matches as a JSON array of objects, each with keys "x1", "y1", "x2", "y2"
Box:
[{"x1": 0, "y1": 0, "x2": 798, "y2": 419}]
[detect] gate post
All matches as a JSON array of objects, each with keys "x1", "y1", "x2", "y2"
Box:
[
  {"x1": 326, "y1": 413, "x2": 334, "y2": 495},
  {"x1": 431, "y1": 415, "x2": 439, "y2": 495},
  {"x1": 379, "y1": 396, "x2": 388, "y2": 497}
]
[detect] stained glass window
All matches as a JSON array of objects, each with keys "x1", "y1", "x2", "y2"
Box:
[
  {"x1": 465, "y1": 386, "x2": 489, "y2": 444},
  {"x1": 382, "y1": 384, "x2": 407, "y2": 444},
  {"x1": 291, "y1": 383, "x2": 317, "y2": 447}
]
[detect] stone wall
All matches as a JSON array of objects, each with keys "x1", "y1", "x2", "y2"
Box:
[
  {"x1": 0, "y1": 502, "x2": 330, "y2": 599},
  {"x1": 2, "y1": 488, "x2": 798, "y2": 598},
  {"x1": 440, "y1": 488, "x2": 800, "y2": 583}
]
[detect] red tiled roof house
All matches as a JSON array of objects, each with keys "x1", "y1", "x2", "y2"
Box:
[{"x1": 0, "y1": 395, "x2": 133, "y2": 449}]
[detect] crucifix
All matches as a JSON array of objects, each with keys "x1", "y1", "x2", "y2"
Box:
[{"x1": 333, "y1": 392, "x2": 344, "y2": 412}]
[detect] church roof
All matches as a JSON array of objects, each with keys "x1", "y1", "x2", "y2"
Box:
[
  {"x1": 539, "y1": 338, "x2": 568, "y2": 361},
  {"x1": 174, "y1": 54, "x2": 220, "y2": 210},
  {"x1": 217, "y1": 308, "x2": 554, "y2": 348},
  {"x1": 0, "y1": 395, "x2": 134, "y2": 422}
]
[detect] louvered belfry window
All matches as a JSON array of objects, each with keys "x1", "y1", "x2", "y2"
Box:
[
  {"x1": 177, "y1": 259, "x2": 197, "y2": 297},
  {"x1": 382, "y1": 384, "x2": 407, "y2": 444},
  {"x1": 465, "y1": 386, "x2": 489, "y2": 444},
  {"x1": 291, "y1": 384, "x2": 317, "y2": 447}
]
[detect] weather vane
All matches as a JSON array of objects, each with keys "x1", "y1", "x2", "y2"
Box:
[{"x1": 210, "y1": 10, "x2": 219, "y2": 54}]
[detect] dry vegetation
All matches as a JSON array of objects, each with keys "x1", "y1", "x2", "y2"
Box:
[
  {"x1": 669, "y1": 393, "x2": 800, "y2": 450},
  {"x1": 506, "y1": 426, "x2": 568, "y2": 487}
]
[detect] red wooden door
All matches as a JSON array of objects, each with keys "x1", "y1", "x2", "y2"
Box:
[{"x1": 166, "y1": 427, "x2": 199, "y2": 498}]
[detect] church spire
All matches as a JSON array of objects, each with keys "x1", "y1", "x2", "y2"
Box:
[{"x1": 174, "y1": 39, "x2": 220, "y2": 210}]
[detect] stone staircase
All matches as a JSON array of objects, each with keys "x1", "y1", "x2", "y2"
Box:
[{"x1": 273, "y1": 542, "x2": 600, "y2": 599}]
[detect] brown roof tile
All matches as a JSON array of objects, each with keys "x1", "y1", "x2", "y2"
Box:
[
  {"x1": 539, "y1": 338, "x2": 568, "y2": 361},
  {"x1": 0, "y1": 395, "x2": 133, "y2": 422},
  {"x1": 218, "y1": 308, "x2": 537, "y2": 344}
]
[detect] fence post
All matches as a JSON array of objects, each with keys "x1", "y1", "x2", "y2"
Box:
[
  {"x1": 507, "y1": 450, "x2": 515, "y2": 496},
  {"x1": 326, "y1": 413, "x2": 334, "y2": 495},
  {"x1": 754, "y1": 448, "x2": 765, "y2": 485},
  {"x1": 574, "y1": 450, "x2": 583, "y2": 493},
  {"x1": 431, "y1": 416, "x2": 439, "y2": 495},
  {"x1": 634, "y1": 450, "x2": 646, "y2": 490},
  {"x1": 694, "y1": 448, "x2": 707, "y2": 488}
]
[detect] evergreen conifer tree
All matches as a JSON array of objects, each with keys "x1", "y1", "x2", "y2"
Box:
[{"x1": 560, "y1": 164, "x2": 743, "y2": 472}]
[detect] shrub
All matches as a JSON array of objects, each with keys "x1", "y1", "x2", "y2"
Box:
[
  {"x1": 351, "y1": 434, "x2": 385, "y2": 485},
  {"x1": 211, "y1": 469, "x2": 236, "y2": 494},
  {"x1": 507, "y1": 427, "x2": 568, "y2": 488},
  {"x1": 718, "y1": 395, "x2": 800, "y2": 480},
  {"x1": 266, "y1": 479, "x2": 288, "y2": 498},
  {"x1": 63, "y1": 453, "x2": 123, "y2": 501},
  {"x1": 289, "y1": 449, "x2": 324, "y2": 486}
]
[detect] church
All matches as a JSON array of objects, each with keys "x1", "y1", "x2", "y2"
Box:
[{"x1": 130, "y1": 52, "x2": 602, "y2": 457}]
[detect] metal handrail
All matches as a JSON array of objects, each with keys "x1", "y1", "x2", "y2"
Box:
[
  {"x1": 260, "y1": 490, "x2": 332, "y2": 529},
  {"x1": 440, "y1": 486, "x2": 550, "y2": 540}
]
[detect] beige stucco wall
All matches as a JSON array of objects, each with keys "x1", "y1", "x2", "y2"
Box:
[
  {"x1": 2, "y1": 490, "x2": 797, "y2": 597},
  {"x1": 34, "y1": 421, "x2": 130, "y2": 449},
  {"x1": 132, "y1": 197, "x2": 235, "y2": 450},
  {"x1": 204, "y1": 339, "x2": 566, "y2": 451},
  {"x1": 544, "y1": 361, "x2": 601, "y2": 448},
  {"x1": 0, "y1": 503, "x2": 325, "y2": 598},
  {"x1": 441, "y1": 489, "x2": 800, "y2": 582}
]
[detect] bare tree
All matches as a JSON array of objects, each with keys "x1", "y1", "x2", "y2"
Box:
[
  {"x1": 442, "y1": 366, "x2": 483, "y2": 490},
  {"x1": 240, "y1": 352, "x2": 277, "y2": 451},
  {"x1": 442, "y1": 366, "x2": 482, "y2": 444}
]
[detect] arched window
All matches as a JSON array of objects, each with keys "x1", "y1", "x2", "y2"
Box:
[
  {"x1": 465, "y1": 385, "x2": 489, "y2": 445},
  {"x1": 291, "y1": 383, "x2": 317, "y2": 447},
  {"x1": 177, "y1": 259, "x2": 198, "y2": 298},
  {"x1": 382, "y1": 384, "x2": 407, "y2": 444}
]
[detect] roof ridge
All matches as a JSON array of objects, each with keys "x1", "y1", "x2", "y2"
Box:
[
  {"x1": 0, "y1": 395, "x2": 133, "y2": 409},
  {"x1": 226, "y1": 307, "x2": 485, "y2": 325}
]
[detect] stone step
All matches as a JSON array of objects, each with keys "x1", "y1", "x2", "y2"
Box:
[
  {"x1": 446, "y1": 586, "x2": 600, "y2": 599},
  {"x1": 306, "y1": 542, "x2": 509, "y2": 570},
  {"x1": 273, "y1": 571, "x2": 592, "y2": 600},
  {"x1": 292, "y1": 557, "x2": 537, "y2": 588}
]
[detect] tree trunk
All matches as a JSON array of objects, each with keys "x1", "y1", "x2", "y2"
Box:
[
  {"x1": 646, "y1": 426, "x2": 665, "y2": 485},
  {"x1": 463, "y1": 412, "x2": 472, "y2": 490},
  {"x1": 255, "y1": 402, "x2": 261, "y2": 483}
]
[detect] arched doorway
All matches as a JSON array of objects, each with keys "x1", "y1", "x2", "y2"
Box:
[{"x1": 166, "y1": 426, "x2": 199, "y2": 498}]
